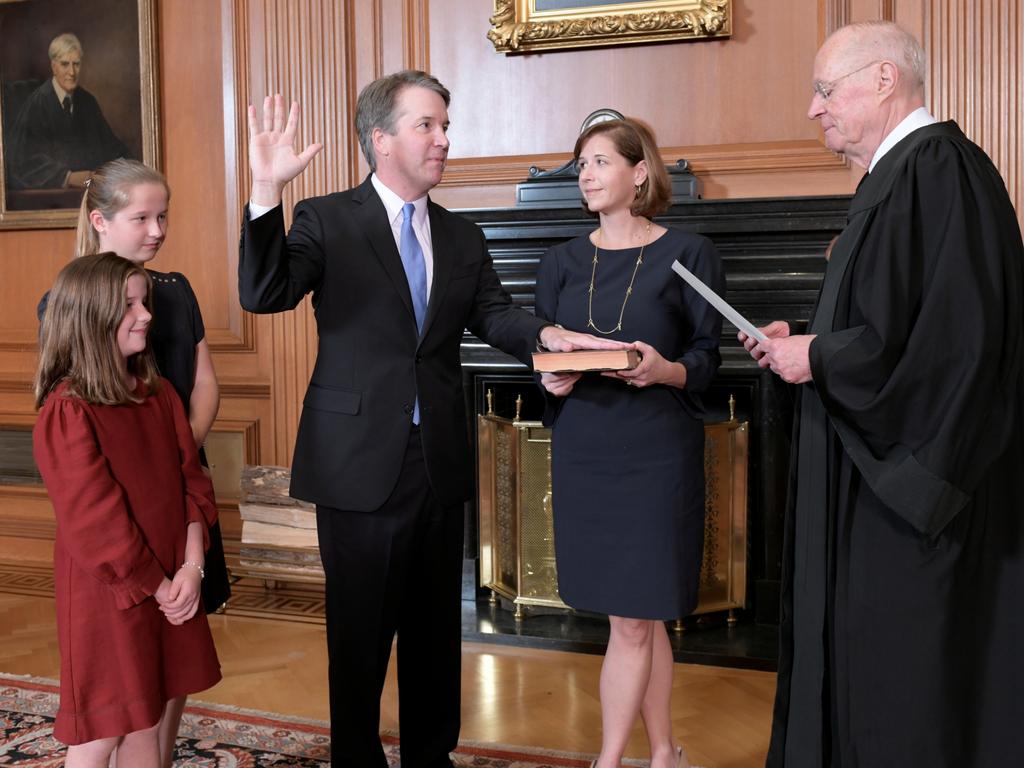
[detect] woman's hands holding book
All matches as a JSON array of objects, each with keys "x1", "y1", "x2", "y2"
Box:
[{"x1": 604, "y1": 341, "x2": 687, "y2": 390}]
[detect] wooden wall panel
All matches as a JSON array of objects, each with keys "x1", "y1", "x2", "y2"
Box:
[
  {"x1": 233, "y1": 0, "x2": 355, "y2": 466},
  {"x1": 428, "y1": 0, "x2": 861, "y2": 208},
  {"x1": 1, "y1": 0, "x2": 1021, "y2": 567},
  {"x1": 926, "y1": 0, "x2": 1023, "y2": 231},
  {"x1": 156, "y1": 2, "x2": 231, "y2": 335}
]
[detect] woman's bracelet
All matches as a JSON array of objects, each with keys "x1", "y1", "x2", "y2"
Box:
[{"x1": 180, "y1": 561, "x2": 205, "y2": 579}]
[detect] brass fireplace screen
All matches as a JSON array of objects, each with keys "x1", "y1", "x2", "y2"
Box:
[{"x1": 478, "y1": 398, "x2": 749, "y2": 620}]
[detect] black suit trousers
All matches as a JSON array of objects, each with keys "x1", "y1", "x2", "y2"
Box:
[{"x1": 316, "y1": 428, "x2": 463, "y2": 768}]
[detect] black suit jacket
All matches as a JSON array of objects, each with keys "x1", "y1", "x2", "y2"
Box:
[{"x1": 239, "y1": 177, "x2": 546, "y2": 512}]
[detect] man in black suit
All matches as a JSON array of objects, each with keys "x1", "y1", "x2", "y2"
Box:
[{"x1": 239, "y1": 71, "x2": 620, "y2": 767}]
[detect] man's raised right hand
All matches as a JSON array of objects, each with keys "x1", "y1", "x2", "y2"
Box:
[{"x1": 248, "y1": 94, "x2": 323, "y2": 207}]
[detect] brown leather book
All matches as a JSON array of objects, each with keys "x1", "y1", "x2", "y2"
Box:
[{"x1": 532, "y1": 348, "x2": 640, "y2": 373}]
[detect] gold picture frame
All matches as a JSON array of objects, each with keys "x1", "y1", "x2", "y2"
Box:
[
  {"x1": 0, "y1": 0, "x2": 160, "y2": 230},
  {"x1": 489, "y1": 0, "x2": 731, "y2": 54}
]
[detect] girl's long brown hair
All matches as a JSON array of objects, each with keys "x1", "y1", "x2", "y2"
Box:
[{"x1": 35, "y1": 253, "x2": 160, "y2": 408}]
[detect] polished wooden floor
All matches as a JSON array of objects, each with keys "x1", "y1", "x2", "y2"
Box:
[{"x1": 0, "y1": 549, "x2": 775, "y2": 766}]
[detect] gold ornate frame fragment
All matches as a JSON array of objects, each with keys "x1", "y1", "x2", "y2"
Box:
[{"x1": 489, "y1": 0, "x2": 731, "y2": 54}]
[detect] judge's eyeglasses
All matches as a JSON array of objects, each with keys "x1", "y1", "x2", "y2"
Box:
[{"x1": 812, "y1": 60, "x2": 881, "y2": 101}]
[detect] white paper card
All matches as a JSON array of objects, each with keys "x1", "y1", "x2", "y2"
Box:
[{"x1": 671, "y1": 260, "x2": 767, "y2": 343}]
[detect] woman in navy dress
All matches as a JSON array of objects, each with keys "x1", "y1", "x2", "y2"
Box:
[{"x1": 535, "y1": 119, "x2": 723, "y2": 768}]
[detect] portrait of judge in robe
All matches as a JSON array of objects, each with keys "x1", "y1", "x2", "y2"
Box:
[
  {"x1": 5, "y1": 33, "x2": 129, "y2": 193},
  {"x1": 0, "y1": 3, "x2": 149, "y2": 218}
]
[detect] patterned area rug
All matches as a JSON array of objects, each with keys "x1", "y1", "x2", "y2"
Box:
[{"x1": 0, "y1": 673, "x2": 607, "y2": 767}]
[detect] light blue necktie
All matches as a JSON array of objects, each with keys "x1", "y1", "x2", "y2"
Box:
[{"x1": 399, "y1": 202, "x2": 427, "y2": 423}]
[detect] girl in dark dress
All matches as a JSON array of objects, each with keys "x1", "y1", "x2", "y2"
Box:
[
  {"x1": 34, "y1": 254, "x2": 220, "y2": 767},
  {"x1": 536, "y1": 120, "x2": 723, "y2": 768}
]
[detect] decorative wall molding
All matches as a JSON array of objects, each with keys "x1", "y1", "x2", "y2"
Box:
[
  {"x1": 405, "y1": 0, "x2": 430, "y2": 71},
  {"x1": 0, "y1": 376, "x2": 32, "y2": 395},
  {"x1": 220, "y1": 0, "x2": 255, "y2": 353},
  {"x1": 825, "y1": 0, "x2": 851, "y2": 36},
  {"x1": 0, "y1": 487, "x2": 54, "y2": 541},
  {"x1": 439, "y1": 140, "x2": 848, "y2": 188},
  {"x1": 218, "y1": 381, "x2": 273, "y2": 399},
  {"x1": 0, "y1": 333, "x2": 38, "y2": 355},
  {"x1": 229, "y1": 0, "x2": 360, "y2": 465},
  {"x1": 206, "y1": 417, "x2": 262, "y2": 498},
  {"x1": 925, "y1": 0, "x2": 1023, "y2": 230}
]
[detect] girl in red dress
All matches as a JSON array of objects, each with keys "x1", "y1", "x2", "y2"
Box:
[{"x1": 33, "y1": 253, "x2": 221, "y2": 768}]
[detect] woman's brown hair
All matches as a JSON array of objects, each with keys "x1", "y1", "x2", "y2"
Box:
[
  {"x1": 35, "y1": 253, "x2": 160, "y2": 408},
  {"x1": 573, "y1": 118, "x2": 671, "y2": 219},
  {"x1": 75, "y1": 158, "x2": 170, "y2": 257}
]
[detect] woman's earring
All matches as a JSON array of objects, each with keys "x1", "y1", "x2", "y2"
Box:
[{"x1": 635, "y1": 184, "x2": 642, "y2": 198}]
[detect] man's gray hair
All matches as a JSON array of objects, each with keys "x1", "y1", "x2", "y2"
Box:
[
  {"x1": 49, "y1": 33, "x2": 83, "y2": 61},
  {"x1": 355, "y1": 70, "x2": 450, "y2": 172},
  {"x1": 838, "y1": 21, "x2": 926, "y2": 89}
]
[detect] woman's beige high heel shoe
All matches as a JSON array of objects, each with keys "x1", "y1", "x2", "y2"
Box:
[{"x1": 675, "y1": 744, "x2": 706, "y2": 768}]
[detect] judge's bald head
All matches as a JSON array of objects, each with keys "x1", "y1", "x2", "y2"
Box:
[
  {"x1": 809, "y1": 22, "x2": 927, "y2": 169},
  {"x1": 823, "y1": 22, "x2": 925, "y2": 93}
]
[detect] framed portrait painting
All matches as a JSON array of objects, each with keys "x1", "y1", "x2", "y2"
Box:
[
  {"x1": 0, "y1": 0, "x2": 159, "y2": 229},
  {"x1": 489, "y1": 0, "x2": 731, "y2": 54}
]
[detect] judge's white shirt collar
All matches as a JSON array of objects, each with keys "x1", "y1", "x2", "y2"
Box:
[
  {"x1": 869, "y1": 107, "x2": 937, "y2": 172},
  {"x1": 51, "y1": 78, "x2": 72, "y2": 106}
]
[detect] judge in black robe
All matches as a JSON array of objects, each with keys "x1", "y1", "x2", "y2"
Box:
[{"x1": 746, "y1": 22, "x2": 1024, "y2": 768}]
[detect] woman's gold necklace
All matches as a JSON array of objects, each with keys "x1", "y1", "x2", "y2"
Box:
[{"x1": 587, "y1": 221, "x2": 652, "y2": 335}]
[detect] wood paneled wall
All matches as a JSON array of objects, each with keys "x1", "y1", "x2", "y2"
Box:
[
  {"x1": 1, "y1": 0, "x2": 1021, "y2": 569},
  {"x1": 925, "y1": 1, "x2": 1022, "y2": 231}
]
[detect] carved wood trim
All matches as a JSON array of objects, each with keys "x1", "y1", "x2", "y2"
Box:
[
  {"x1": 824, "y1": 0, "x2": 850, "y2": 37},
  {"x1": 344, "y1": 1, "x2": 364, "y2": 183},
  {"x1": 0, "y1": 322, "x2": 253, "y2": 357},
  {"x1": 221, "y1": 0, "x2": 256, "y2": 352},
  {"x1": 405, "y1": 0, "x2": 430, "y2": 71},
  {"x1": 0, "y1": 333, "x2": 37, "y2": 354},
  {"x1": 218, "y1": 381, "x2": 273, "y2": 399},
  {"x1": 925, "y1": 0, "x2": 1023, "y2": 231},
  {"x1": 0, "y1": 377, "x2": 31, "y2": 395},
  {"x1": 438, "y1": 140, "x2": 847, "y2": 188},
  {"x1": 0, "y1": 489, "x2": 56, "y2": 542},
  {"x1": 0, "y1": 412, "x2": 36, "y2": 428}
]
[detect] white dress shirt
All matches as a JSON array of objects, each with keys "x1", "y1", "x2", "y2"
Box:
[{"x1": 369, "y1": 174, "x2": 434, "y2": 300}]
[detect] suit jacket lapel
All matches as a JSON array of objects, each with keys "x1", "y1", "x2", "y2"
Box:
[
  {"x1": 351, "y1": 178, "x2": 417, "y2": 326},
  {"x1": 420, "y1": 200, "x2": 453, "y2": 342}
]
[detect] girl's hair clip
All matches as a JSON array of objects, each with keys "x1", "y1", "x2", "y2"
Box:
[{"x1": 83, "y1": 178, "x2": 92, "y2": 188}]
